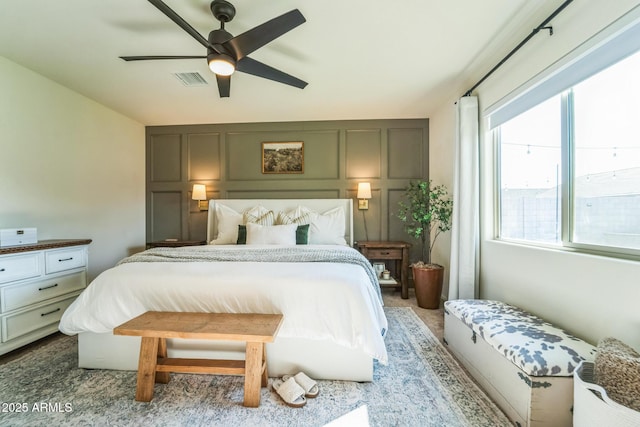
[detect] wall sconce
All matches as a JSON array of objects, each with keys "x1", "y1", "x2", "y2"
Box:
[
  {"x1": 192, "y1": 184, "x2": 208, "y2": 211},
  {"x1": 357, "y1": 182, "x2": 372, "y2": 210},
  {"x1": 357, "y1": 182, "x2": 371, "y2": 241}
]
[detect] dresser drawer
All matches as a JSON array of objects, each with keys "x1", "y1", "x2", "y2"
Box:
[
  {"x1": 1, "y1": 271, "x2": 86, "y2": 312},
  {"x1": 2, "y1": 295, "x2": 77, "y2": 342},
  {"x1": 45, "y1": 247, "x2": 86, "y2": 274},
  {"x1": 0, "y1": 252, "x2": 42, "y2": 284},
  {"x1": 366, "y1": 248, "x2": 402, "y2": 259}
]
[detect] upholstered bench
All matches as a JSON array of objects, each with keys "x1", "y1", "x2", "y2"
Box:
[{"x1": 444, "y1": 299, "x2": 596, "y2": 427}]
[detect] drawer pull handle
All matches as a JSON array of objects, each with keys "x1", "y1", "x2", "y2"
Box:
[
  {"x1": 38, "y1": 283, "x2": 59, "y2": 291},
  {"x1": 41, "y1": 308, "x2": 61, "y2": 317},
  {"x1": 58, "y1": 257, "x2": 74, "y2": 262},
  {"x1": 381, "y1": 252, "x2": 390, "y2": 255}
]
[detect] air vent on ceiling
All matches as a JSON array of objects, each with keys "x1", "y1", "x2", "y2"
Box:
[{"x1": 173, "y1": 72, "x2": 208, "y2": 86}]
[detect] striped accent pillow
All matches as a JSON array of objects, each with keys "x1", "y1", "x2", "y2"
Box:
[
  {"x1": 277, "y1": 206, "x2": 315, "y2": 225},
  {"x1": 244, "y1": 206, "x2": 275, "y2": 226}
]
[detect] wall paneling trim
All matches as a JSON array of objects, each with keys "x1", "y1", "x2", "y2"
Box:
[{"x1": 146, "y1": 118, "x2": 429, "y2": 257}]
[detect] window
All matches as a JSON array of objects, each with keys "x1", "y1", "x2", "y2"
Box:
[
  {"x1": 572, "y1": 52, "x2": 640, "y2": 251},
  {"x1": 494, "y1": 28, "x2": 640, "y2": 257},
  {"x1": 499, "y1": 96, "x2": 562, "y2": 244}
]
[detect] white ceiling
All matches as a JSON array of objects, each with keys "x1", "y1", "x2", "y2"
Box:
[{"x1": 0, "y1": 0, "x2": 554, "y2": 126}]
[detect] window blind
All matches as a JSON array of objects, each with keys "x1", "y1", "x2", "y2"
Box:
[{"x1": 487, "y1": 6, "x2": 640, "y2": 129}]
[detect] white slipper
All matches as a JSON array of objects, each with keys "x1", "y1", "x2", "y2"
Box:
[
  {"x1": 283, "y1": 372, "x2": 319, "y2": 398},
  {"x1": 272, "y1": 377, "x2": 307, "y2": 408}
]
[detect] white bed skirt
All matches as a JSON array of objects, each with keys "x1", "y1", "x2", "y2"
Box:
[{"x1": 78, "y1": 332, "x2": 374, "y2": 382}]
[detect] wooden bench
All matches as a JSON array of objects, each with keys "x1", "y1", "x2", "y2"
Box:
[{"x1": 113, "y1": 311, "x2": 283, "y2": 407}]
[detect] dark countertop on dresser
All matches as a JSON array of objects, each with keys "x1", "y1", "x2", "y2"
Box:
[{"x1": 0, "y1": 239, "x2": 92, "y2": 255}]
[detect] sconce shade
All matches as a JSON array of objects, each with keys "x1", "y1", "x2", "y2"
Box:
[
  {"x1": 192, "y1": 184, "x2": 207, "y2": 201},
  {"x1": 357, "y1": 182, "x2": 372, "y2": 199}
]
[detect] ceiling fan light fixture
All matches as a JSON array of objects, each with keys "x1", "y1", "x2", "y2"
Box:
[
  {"x1": 129, "y1": 0, "x2": 307, "y2": 97},
  {"x1": 208, "y1": 53, "x2": 236, "y2": 76}
]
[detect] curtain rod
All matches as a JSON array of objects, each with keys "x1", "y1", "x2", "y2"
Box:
[{"x1": 463, "y1": 0, "x2": 574, "y2": 97}]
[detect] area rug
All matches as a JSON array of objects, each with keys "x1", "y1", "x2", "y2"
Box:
[{"x1": 0, "y1": 307, "x2": 510, "y2": 427}]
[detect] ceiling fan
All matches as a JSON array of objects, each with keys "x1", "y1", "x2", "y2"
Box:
[{"x1": 120, "y1": 0, "x2": 308, "y2": 97}]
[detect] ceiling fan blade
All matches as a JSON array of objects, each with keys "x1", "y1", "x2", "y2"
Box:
[
  {"x1": 216, "y1": 74, "x2": 231, "y2": 97},
  {"x1": 237, "y1": 56, "x2": 307, "y2": 89},
  {"x1": 225, "y1": 9, "x2": 305, "y2": 61},
  {"x1": 120, "y1": 55, "x2": 206, "y2": 61},
  {"x1": 147, "y1": 0, "x2": 213, "y2": 50}
]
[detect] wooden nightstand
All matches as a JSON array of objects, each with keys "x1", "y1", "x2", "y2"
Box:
[
  {"x1": 146, "y1": 240, "x2": 206, "y2": 249},
  {"x1": 355, "y1": 241, "x2": 411, "y2": 299}
]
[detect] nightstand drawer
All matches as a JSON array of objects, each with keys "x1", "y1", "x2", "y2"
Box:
[
  {"x1": 0, "y1": 253, "x2": 41, "y2": 284},
  {"x1": 2, "y1": 295, "x2": 76, "y2": 342},
  {"x1": 2, "y1": 271, "x2": 86, "y2": 312},
  {"x1": 366, "y1": 248, "x2": 402, "y2": 259},
  {"x1": 45, "y1": 247, "x2": 86, "y2": 274}
]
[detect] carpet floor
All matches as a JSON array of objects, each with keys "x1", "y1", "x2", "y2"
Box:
[{"x1": 0, "y1": 307, "x2": 510, "y2": 427}]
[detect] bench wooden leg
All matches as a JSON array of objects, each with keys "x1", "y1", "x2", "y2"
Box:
[
  {"x1": 261, "y1": 343, "x2": 268, "y2": 387},
  {"x1": 243, "y1": 341, "x2": 263, "y2": 407},
  {"x1": 135, "y1": 337, "x2": 158, "y2": 402},
  {"x1": 155, "y1": 337, "x2": 170, "y2": 384}
]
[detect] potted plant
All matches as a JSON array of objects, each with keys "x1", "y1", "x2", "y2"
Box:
[{"x1": 396, "y1": 180, "x2": 453, "y2": 309}]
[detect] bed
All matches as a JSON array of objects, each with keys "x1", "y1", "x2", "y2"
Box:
[{"x1": 59, "y1": 199, "x2": 388, "y2": 381}]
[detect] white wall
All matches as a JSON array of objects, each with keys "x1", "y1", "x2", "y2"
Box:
[
  {"x1": 430, "y1": 0, "x2": 640, "y2": 349},
  {"x1": 0, "y1": 56, "x2": 145, "y2": 281},
  {"x1": 428, "y1": 102, "x2": 456, "y2": 296}
]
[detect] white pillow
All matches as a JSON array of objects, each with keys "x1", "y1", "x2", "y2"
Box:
[
  {"x1": 245, "y1": 222, "x2": 297, "y2": 245},
  {"x1": 210, "y1": 204, "x2": 243, "y2": 244},
  {"x1": 309, "y1": 207, "x2": 347, "y2": 245},
  {"x1": 210, "y1": 205, "x2": 276, "y2": 245}
]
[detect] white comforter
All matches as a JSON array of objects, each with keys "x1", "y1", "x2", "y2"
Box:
[{"x1": 59, "y1": 245, "x2": 388, "y2": 363}]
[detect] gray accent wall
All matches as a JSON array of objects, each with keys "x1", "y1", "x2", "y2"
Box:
[{"x1": 146, "y1": 119, "x2": 428, "y2": 260}]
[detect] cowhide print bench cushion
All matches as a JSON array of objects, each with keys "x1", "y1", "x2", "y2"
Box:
[{"x1": 445, "y1": 299, "x2": 596, "y2": 376}]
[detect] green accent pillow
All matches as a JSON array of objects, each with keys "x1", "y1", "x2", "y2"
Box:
[
  {"x1": 237, "y1": 224, "x2": 247, "y2": 244},
  {"x1": 237, "y1": 224, "x2": 309, "y2": 245},
  {"x1": 296, "y1": 224, "x2": 310, "y2": 245}
]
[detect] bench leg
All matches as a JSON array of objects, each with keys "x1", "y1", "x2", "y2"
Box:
[
  {"x1": 155, "y1": 338, "x2": 170, "y2": 384},
  {"x1": 244, "y1": 341, "x2": 263, "y2": 407},
  {"x1": 135, "y1": 337, "x2": 158, "y2": 402},
  {"x1": 261, "y1": 343, "x2": 268, "y2": 387}
]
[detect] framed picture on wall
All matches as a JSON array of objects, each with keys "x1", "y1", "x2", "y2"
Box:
[{"x1": 262, "y1": 141, "x2": 304, "y2": 174}]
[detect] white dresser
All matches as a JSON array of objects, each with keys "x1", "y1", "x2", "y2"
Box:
[{"x1": 0, "y1": 239, "x2": 91, "y2": 355}]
